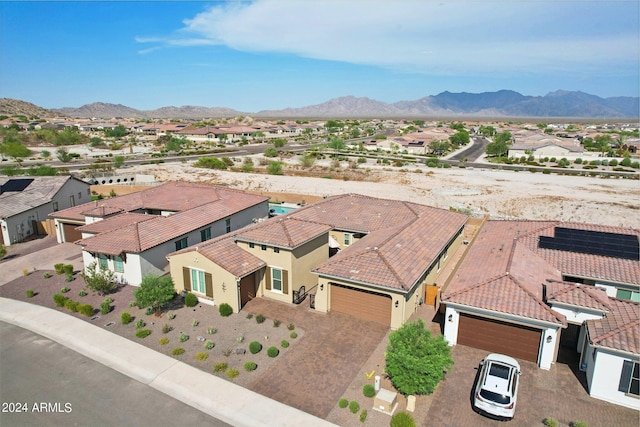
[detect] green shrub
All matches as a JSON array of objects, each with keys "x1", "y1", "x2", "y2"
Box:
[
  {"x1": 65, "y1": 273, "x2": 74, "y2": 282},
  {"x1": 54, "y1": 263, "x2": 65, "y2": 274},
  {"x1": 184, "y1": 292, "x2": 198, "y2": 307},
  {"x1": 255, "y1": 314, "x2": 265, "y2": 324},
  {"x1": 207, "y1": 327, "x2": 217, "y2": 335},
  {"x1": 194, "y1": 156, "x2": 227, "y2": 169},
  {"x1": 244, "y1": 361, "x2": 257, "y2": 371},
  {"x1": 159, "y1": 337, "x2": 169, "y2": 345},
  {"x1": 359, "y1": 409, "x2": 367, "y2": 423},
  {"x1": 195, "y1": 352, "x2": 209, "y2": 361},
  {"x1": 167, "y1": 312, "x2": 176, "y2": 320},
  {"x1": 390, "y1": 412, "x2": 416, "y2": 427},
  {"x1": 267, "y1": 346, "x2": 279, "y2": 358},
  {"x1": 78, "y1": 290, "x2": 87, "y2": 297},
  {"x1": 100, "y1": 301, "x2": 111, "y2": 315},
  {"x1": 26, "y1": 289, "x2": 34, "y2": 298},
  {"x1": 273, "y1": 319, "x2": 281, "y2": 327},
  {"x1": 192, "y1": 319, "x2": 199, "y2": 327},
  {"x1": 78, "y1": 304, "x2": 94, "y2": 317},
  {"x1": 609, "y1": 159, "x2": 619, "y2": 166},
  {"x1": 63, "y1": 264, "x2": 74, "y2": 275},
  {"x1": 172, "y1": 347, "x2": 185, "y2": 356},
  {"x1": 249, "y1": 341, "x2": 262, "y2": 354},
  {"x1": 60, "y1": 286, "x2": 70, "y2": 293},
  {"x1": 213, "y1": 362, "x2": 228, "y2": 372},
  {"x1": 121, "y1": 312, "x2": 132, "y2": 324},
  {"x1": 290, "y1": 331, "x2": 298, "y2": 339},
  {"x1": 43, "y1": 272, "x2": 52, "y2": 279},
  {"x1": 281, "y1": 340, "x2": 289, "y2": 348},
  {"x1": 349, "y1": 401, "x2": 360, "y2": 414},
  {"x1": 219, "y1": 303, "x2": 233, "y2": 317},
  {"x1": 135, "y1": 319, "x2": 146, "y2": 329},
  {"x1": 162, "y1": 323, "x2": 172, "y2": 333},
  {"x1": 145, "y1": 307, "x2": 153, "y2": 315},
  {"x1": 205, "y1": 341, "x2": 215, "y2": 350},
  {"x1": 363, "y1": 383, "x2": 376, "y2": 398},
  {"x1": 246, "y1": 313, "x2": 254, "y2": 319},
  {"x1": 64, "y1": 299, "x2": 79, "y2": 312},
  {"x1": 571, "y1": 422, "x2": 588, "y2": 427},
  {"x1": 338, "y1": 398, "x2": 348, "y2": 409},
  {"x1": 179, "y1": 333, "x2": 189, "y2": 342},
  {"x1": 226, "y1": 369, "x2": 239, "y2": 378},
  {"x1": 543, "y1": 418, "x2": 559, "y2": 427},
  {"x1": 287, "y1": 323, "x2": 295, "y2": 330},
  {"x1": 136, "y1": 329, "x2": 152, "y2": 338}
]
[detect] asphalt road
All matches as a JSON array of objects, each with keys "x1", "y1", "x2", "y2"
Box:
[
  {"x1": 449, "y1": 136, "x2": 489, "y2": 162},
  {"x1": 0, "y1": 322, "x2": 230, "y2": 427}
]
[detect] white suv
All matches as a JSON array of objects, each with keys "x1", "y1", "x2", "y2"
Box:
[{"x1": 473, "y1": 353, "x2": 521, "y2": 420}]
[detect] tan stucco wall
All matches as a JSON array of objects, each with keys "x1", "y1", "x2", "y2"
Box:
[{"x1": 328, "y1": 230, "x2": 362, "y2": 250}]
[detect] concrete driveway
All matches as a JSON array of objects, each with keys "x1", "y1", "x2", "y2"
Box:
[{"x1": 425, "y1": 344, "x2": 638, "y2": 426}]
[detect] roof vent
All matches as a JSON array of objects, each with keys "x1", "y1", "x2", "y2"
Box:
[{"x1": 350, "y1": 269, "x2": 359, "y2": 274}]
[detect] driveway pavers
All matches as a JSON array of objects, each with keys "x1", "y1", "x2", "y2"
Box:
[{"x1": 243, "y1": 298, "x2": 388, "y2": 418}]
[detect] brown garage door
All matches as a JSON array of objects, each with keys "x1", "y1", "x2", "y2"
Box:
[
  {"x1": 62, "y1": 222, "x2": 83, "y2": 242},
  {"x1": 458, "y1": 313, "x2": 541, "y2": 363},
  {"x1": 330, "y1": 283, "x2": 392, "y2": 326}
]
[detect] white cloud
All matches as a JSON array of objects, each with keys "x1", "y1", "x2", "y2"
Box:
[{"x1": 141, "y1": 0, "x2": 639, "y2": 76}]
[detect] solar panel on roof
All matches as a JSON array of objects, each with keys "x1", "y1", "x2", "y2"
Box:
[
  {"x1": 539, "y1": 227, "x2": 639, "y2": 260},
  {"x1": 0, "y1": 178, "x2": 34, "y2": 193}
]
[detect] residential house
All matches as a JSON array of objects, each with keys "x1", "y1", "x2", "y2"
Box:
[
  {"x1": 508, "y1": 134, "x2": 585, "y2": 159},
  {"x1": 441, "y1": 220, "x2": 639, "y2": 409},
  {"x1": 168, "y1": 194, "x2": 468, "y2": 330},
  {"x1": 0, "y1": 176, "x2": 90, "y2": 246},
  {"x1": 50, "y1": 182, "x2": 269, "y2": 286}
]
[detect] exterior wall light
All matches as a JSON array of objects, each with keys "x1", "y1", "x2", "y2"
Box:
[
  {"x1": 546, "y1": 335, "x2": 553, "y2": 344},
  {"x1": 394, "y1": 300, "x2": 399, "y2": 308},
  {"x1": 447, "y1": 314, "x2": 453, "y2": 322},
  {"x1": 320, "y1": 284, "x2": 324, "y2": 291}
]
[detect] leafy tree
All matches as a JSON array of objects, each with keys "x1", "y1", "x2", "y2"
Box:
[
  {"x1": 327, "y1": 138, "x2": 346, "y2": 150},
  {"x1": 241, "y1": 157, "x2": 254, "y2": 172},
  {"x1": 267, "y1": 160, "x2": 283, "y2": 175},
  {"x1": 134, "y1": 274, "x2": 176, "y2": 315},
  {"x1": 299, "y1": 154, "x2": 316, "y2": 168},
  {"x1": 0, "y1": 141, "x2": 31, "y2": 165},
  {"x1": 89, "y1": 136, "x2": 105, "y2": 147},
  {"x1": 252, "y1": 131, "x2": 265, "y2": 138},
  {"x1": 105, "y1": 125, "x2": 128, "y2": 138},
  {"x1": 54, "y1": 128, "x2": 84, "y2": 145},
  {"x1": 272, "y1": 138, "x2": 286, "y2": 148},
  {"x1": 385, "y1": 319, "x2": 453, "y2": 396},
  {"x1": 428, "y1": 140, "x2": 451, "y2": 155},
  {"x1": 113, "y1": 155, "x2": 125, "y2": 168},
  {"x1": 56, "y1": 148, "x2": 73, "y2": 163},
  {"x1": 325, "y1": 120, "x2": 344, "y2": 133},
  {"x1": 27, "y1": 165, "x2": 58, "y2": 176},
  {"x1": 485, "y1": 141, "x2": 509, "y2": 157},
  {"x1": 194, "y1": 157, "x2": 227, "y2": 169},
  {"x1": 81, "y1": 262, "x2": 118, "y2": 295},
  {"x1": 449, "y1": 130, "x2": 470, "y2": 147},
  {"x1": 493, "y1": 131, "x2": 512, "y2": 145},
  {"x1": 349, "y1": 128, "x2": 361, "y2": 138},
  {"x1": 478, "y1": 125, "x2": 496, "y2": 137},
  {"x1": 263, "y1": 147, "x2": 279, "y2": 157},
  {"x1": 449, "y1": 122, "x2": 465, "y2": 131},
  {"x1": 165, "y1": 136, "x2": 185, "y2": 153}
]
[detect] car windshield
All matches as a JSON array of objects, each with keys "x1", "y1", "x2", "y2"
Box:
[
  {"x1": 479, "y1": 389, "x2": 511, "y2": 405},
  {"x1": 488, "y1": 363, "x2": 511, "y2": 379}
]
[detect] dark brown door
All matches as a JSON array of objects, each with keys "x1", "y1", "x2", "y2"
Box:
[
  {"x1": 457, "y1": 313, "x2": 542, "y2": 363},
  {"x1": 239, "y1": 273, "x2": 256, "y2": 309},
  {"x1": 331, "y1": 283, "x2": 392, "y2": 326}
]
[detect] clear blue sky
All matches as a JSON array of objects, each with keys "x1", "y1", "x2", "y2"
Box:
[{"x1": 1, "y1": 1, "x2": 638, "y2": 112}]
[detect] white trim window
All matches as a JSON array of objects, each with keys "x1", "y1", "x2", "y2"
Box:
[
  {"x1": 271, "y1": 268, "x2": 283, "y2": 293},
  {"x1": 343, "y1": 233, "x2": 352, "y2": 246},
  {"x1": 619, "y1": 360, "x2": 640, "y2": 397},
  {"x1": 190, "y1": 268, "x2": 206, "y2": 294},
  {"x1": 98, "y1": 254, "x2": 108, "y2": 270},
  {"x1": 114, "y1": 256, "x2": 124, "y2": 273}
]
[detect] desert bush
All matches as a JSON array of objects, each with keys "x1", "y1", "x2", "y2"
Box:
[
  {"x1": 213, "y1": 362, "x2": 228, "y2": 372},
  {"x1": 543, "y1": 418, "x2": 559, "y2": 427},
  {"x1": 205, "y1": 341, "x2": 215, "y2": 350},
  {"x1": 172, "y1": 347, "x2": 185, "y2": 356},
  {"x1": 338, "y1": 398, "x2": 348, "y2": 409},
  {"x1": 222, "y1": 347, "x2": 232, "y2": 357},
  {"x1": 219, "y1": 303, "x2": 233, "y2": 317},
  {"x1": 363, "y1": 384, "x2": 376, "y2": 398},
  {"x1": 281, "y1": 340, "x2": 289, "y2": 348},
  {"x1": 78, "y1": 290, "x2": 87, "y2": 297},
  {"x1": 100, "y1": 301, "x2": 111, "y2": 315},
  {"x1": 237, "y1": 334, "x2": 244, "y2": 343},
  {"x1": 81, "y1": 262, "x2": 118, "y2": 295},
  {"x1": 135, "y1": 319, "x2": 146, "y2": 329},
  {"x1": 287, "y1": 323, "x2": 295, "y2": 330},
  {"x1": 290, "y1": 331, "x2": 298, "y2": 339},
  {"x1": 226, "y1": 369, "x2": 240, "y2": 378},
  {"x1": 162, "y1": 324, "x2": 172, "y2": 333},
  {"x1": 159, "y1": 337, "x2": 169, "y2": 345},
  {"x1": 168, "y1": 312, "x2": 176, "y2": 320},
  {"x1": 195, "y1": 352, "x2": 209, "y2": 361},
  {"x1": 207, "y1": 327, "x2": 217, "y2": 335},
  {"x1": 255, "y1": 314, "x2": 265, "y2": 324},
  {"x1": 244, "y1": 362, "x2": 257, "y2": 371},
  {"x1": 390, "y1": 412, "x2": 416, "y2": 427},
  {"x1": 54, "y1": 263, "x2": 65, "y2": 274},
  {"x1": 192, "y1": 319, "x2": 199, "y2": 327},
  {"x1": 359, "y1": 409, "x2": 367, "y2": 423},
  {"x1": 78, "y1": 304, "x2": 94, "y2": 317},
  {"x1": 145, "y1": 307, "x2": 153, "y2": 315},
  {"x1": 64, "y1": 299, "x2": 79, "y2": 312},
  {"x1": 349, "y1": 401, "x2": 360, "y2": 414},
  {"x1": 26, "y1": 289, "x2": 34, "y2": 298},
  {"x1": 63, "y1": 264, "x2": 74, "y2": 275},
  {"x1": 179, "y1": 333, "x2": 189, "y2": 342},
  {"x1": 571, "y1": 422, "x2": 588, "y2": 427},
  {"x1": 65, "y1": 273, "x2": 74, "y2": 282},
  {"x1": 246, "y1": 313, "x2": 254, "y2": 319},
  {"x1": 121, "y1": 312, "x2": 133, "y2": 324},
  {"x1": 136, "y1": 329, "x2": 152, "y2": 338},
  {"x1": 249, "y1": 341, "x2": 262, "y2": 354},
  {"x1": 267, "y1": 346, "x2": 279, "y2": 358},
  {"x1": 43, "y1": 272, "x2": 52, "y2": 279},
  {"x1": 273, "y1": 319, "x2": 281, "y2": 327},
  {"x1": 60, "y1": 286, "x2": 70, "y2": 293},
  {"x1": 184, "y1": 292, "x2": 198, "y2": 307}
]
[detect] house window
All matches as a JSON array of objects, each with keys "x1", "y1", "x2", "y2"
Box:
[
  {"x1": 618, "y1": 361, "x2": 640, "y2": 396},
  {"x1": 274, "y1": 247, "x2": 280, "y2": 253},
  {"x1": 249, "y1": 243, "x2": 255, "y2": 249},
  {"x1": 616, "y1": 289, "x2": 640, "y2": 303},
  {"x1": 225, "y1": 218, "x2": 231, "y2": 233},
  {"x1": 52, "y1": 201, "x2": 59, "y2": 212},
  {"x1": 78, "y1": 191, "x2": 82, "y2": 200},
  {"x1": 271, "y1": 268, "x2": 283, "y2": 292},
  {"x1": 114, "y1": 256, "x2": 124, "y2": 273},
  {"x1": 175, "y1": 237, "x2": 188, "y2": 251},
  {"x1": 98, "y1": 254, "x2": 108, "y2": 270},
  {"x1": 344, "y1": 233, "x2": 352, "y2": 246},
  {"x1": 70, "y1": 195, "x2": 75, "y2": 207},
  {"x1": 190, "y1": 269, "x2": 206, "y2": 294},
  {"x1": 261, "y1": 245, "x2": 267, "y2": 251},
  {"x1": 200, "y1": 228, "x2": 211, "y2": 242}
]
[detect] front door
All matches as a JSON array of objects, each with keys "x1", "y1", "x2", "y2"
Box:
[{"x1": 239, "y1": 273, "x2": 257, "y2": 309}]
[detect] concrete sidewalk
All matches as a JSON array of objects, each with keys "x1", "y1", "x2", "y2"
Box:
[{"x1": 0, "y1": 297, "x2": 336, "y2": 427}]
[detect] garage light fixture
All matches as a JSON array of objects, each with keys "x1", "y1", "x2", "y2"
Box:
[
  {"x1": 394, "y1": 301, "x2": 399, "y2": 308},
  {"x1": 546, "y1": 336, "x2": 553, "y2": 344},
  {"x1": 447, "y1": 314, "x2": 453, "y2": 322},
  {"x1": 320, "y1": 284, "x2": 324, "y2": 291}
]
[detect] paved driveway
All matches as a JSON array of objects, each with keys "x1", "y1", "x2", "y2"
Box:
[
  {"x1": 243, "y1": 298, "x2": 389, "y2": 419},
  {"x1": 426, "y1": 344, "x2": 638, "y2": 427}
]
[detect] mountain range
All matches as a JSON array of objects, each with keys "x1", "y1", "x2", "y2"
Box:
[{"x1": 1, "y1": 90, "x2": 638, "y2": 119}]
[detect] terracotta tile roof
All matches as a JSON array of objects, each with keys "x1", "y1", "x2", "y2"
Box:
[
  {"x1": 79, "y1": 205, "x2": 124, "y2": 218},
  {"x1": 587, "y1": 298, "x2": 640, "y2": 354},
  {"x1": 236, "y1": 217, "x2": 331, "y2": 249},
  {"x1": 312, "y1": 211, "x2": 468, "y2": 290},
  {"x1": 76, "y1": 213, "x2": 154, "y2": 234},
  {"x1": 546, "y1": 281, "x2": 612, "y2": 312}
]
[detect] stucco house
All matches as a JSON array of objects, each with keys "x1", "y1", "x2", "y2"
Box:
[
  {"x1": 441, "y1": 220, "x2": 639, "y2": 409},
  {"x1": 50, "y1": 182, "x2": 269, "y2": 286},
  {"x1": 168, "y1": 194, "x2": 468, "y2": 330},
  {"x1": 0, "y1": 176, "x2": 90, "y2": 246}
]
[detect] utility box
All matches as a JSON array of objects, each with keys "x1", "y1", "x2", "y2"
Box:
[{"x1": 373, "y1": 388, "x2": 398, "y2": 415}]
